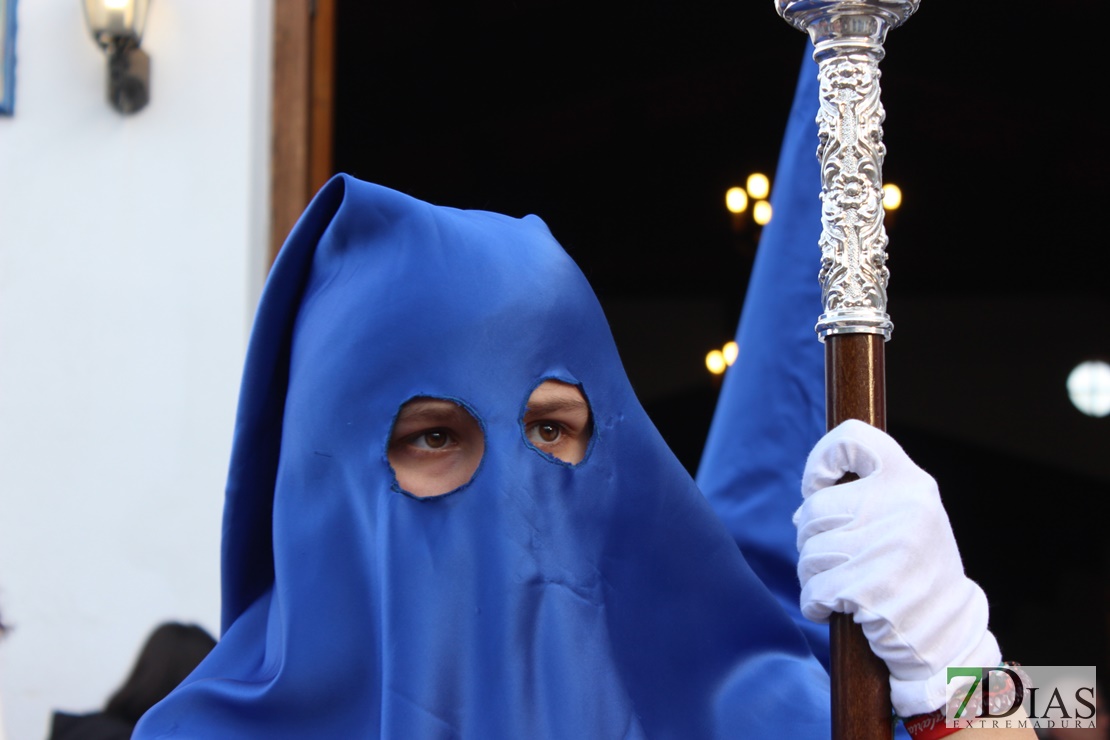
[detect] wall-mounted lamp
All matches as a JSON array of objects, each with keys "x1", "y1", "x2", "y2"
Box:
[{"x1": 82, "y1": 0, "x2": 152, "y2": 114}]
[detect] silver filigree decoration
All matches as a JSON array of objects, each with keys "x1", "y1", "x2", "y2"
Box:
[
  {"x1": 814, "y1": 51, "x2": 892, "y2": 339},
  {"x1": 776, "y1": 0, "x2": 920, "y2": 341}
]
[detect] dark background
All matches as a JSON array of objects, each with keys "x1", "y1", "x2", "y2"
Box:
[{"x1": 332, "y1": 1, "x2": 1108, "y2": 673}]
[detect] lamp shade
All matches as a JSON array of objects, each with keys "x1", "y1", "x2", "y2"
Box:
[{"x1": 83, "y1": 0, "x2": 150, "y2": 49}]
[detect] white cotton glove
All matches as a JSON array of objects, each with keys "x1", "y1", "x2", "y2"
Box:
[{"x1": 794, "y1": 419, "x2": 1001, "y2": 717}]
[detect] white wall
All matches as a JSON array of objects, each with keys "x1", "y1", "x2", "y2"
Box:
[{"x1": 0, "y1": 2, "x2": 272, "y2": 738}]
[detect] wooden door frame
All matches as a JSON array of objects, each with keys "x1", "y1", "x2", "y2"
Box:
[{"x1": 270, "y1": 0, "x2": 336, "y2": 265}]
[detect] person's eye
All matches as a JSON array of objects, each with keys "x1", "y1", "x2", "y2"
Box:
[
  {"x1": 527, "y1": 421, "x2": 564, "y2": 446},
  {"x1": 408, "y1": 428, "x2": 455, "y2": 451}
]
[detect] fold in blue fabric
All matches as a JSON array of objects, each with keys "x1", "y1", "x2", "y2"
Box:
[
  {"x1": 695, "y1": 45, "x2": 830, "y2": 669},
  {"x1": 135, "y1": 173, "x2": 831, "y2": 737}
]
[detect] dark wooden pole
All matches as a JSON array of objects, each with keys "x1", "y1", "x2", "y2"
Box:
[{"x1": 827, "y1": 333, "x2": 893, "y2": 740}]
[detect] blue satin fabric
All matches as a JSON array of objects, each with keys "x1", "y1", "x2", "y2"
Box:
[{"x1": 135, "y1": 175, "x2": 830, "y2": 738}]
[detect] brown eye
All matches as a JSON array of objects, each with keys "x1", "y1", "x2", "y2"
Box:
[
  {"x1": 536, "y1": 423, "x2": 561, "y2": 443},
  {"x1": 421, "y1": 430, "x2": 449, "y2": 449}
]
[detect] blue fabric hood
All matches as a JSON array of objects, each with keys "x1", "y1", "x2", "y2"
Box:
[{"x1": 135, "y1": 175, "x2": 829, "y2": 738}]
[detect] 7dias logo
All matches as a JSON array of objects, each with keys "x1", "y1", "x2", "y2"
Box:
[{"x1": 945, "y1": 665, "x2": 1098, "y2": 731}]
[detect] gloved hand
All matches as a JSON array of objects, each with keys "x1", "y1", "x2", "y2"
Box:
[{"x1": 794, "y1": 419, "x2": 1001, "y2": 717}]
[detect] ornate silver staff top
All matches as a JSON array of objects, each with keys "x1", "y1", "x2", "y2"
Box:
[{"x1": 776, "y1": 0, "x2": 920, "y2": 341}]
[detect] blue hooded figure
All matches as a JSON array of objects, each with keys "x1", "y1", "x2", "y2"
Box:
[{"x1": 134, "y1": 175, "x2": 830, "y2": 738}]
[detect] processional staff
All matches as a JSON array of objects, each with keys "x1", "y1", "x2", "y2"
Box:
[{"x1": 774, "y1": 2, "x2": 921, "y2": 739}]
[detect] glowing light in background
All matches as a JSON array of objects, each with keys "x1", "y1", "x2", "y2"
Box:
[
  {"x1": 882, "y1": 183, "x2": 902, "y2": 211},
  {"x1": 706, "y1": 349, "x2": 727, "y2": 375},
  {"x1": 725, "y1": 187, "x2": 749, "y2": 214},
  {"x1": 706, "y1": 342, "x2": 739, "y2": 375},
  {"x1": 723, "y1": 341, "x2": 739, "y2": 366},
  {"x1": 752, "y1": 200, "x2": 772, "y2": 226},
  {"x1": 1067, "y1": 360, "x2": 1110, "y2": 417},
  {"x1": 746, "y1": 173, "x2": 770, "y2": 200},
  {"x1": 725, "y1": 174, "x2": 773, "y2": 228}
]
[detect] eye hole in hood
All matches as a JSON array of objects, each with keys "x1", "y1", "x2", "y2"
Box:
[
  {"x1": 387, "y1": 396, "x2": 485, "y2": 498},
  {"x1": 521, "y1": 379, "x2": 593, "y2": 466}
]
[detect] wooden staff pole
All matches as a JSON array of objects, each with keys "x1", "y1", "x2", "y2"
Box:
[
  {"x1": 774, "y1": 2, "x2": 921, "y2": 738},
  {"x1": 828, "y1": 333, "x2": 891, "y2": 740}
]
